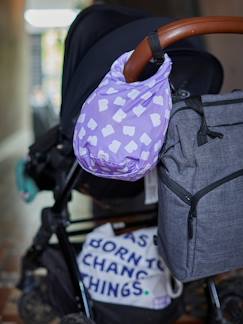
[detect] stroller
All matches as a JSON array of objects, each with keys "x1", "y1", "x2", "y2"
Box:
[{"x1": 17, "y1": 4, "x2": 243, "y2": 324}]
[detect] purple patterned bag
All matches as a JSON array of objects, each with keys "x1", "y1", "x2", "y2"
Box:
[{"x1": 73, "y1": 50, "x2": 172, "y2": 181}]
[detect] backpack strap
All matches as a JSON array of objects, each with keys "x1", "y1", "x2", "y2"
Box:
[{"x1": 186, "y1": 97, "x2": 223, "y2": 146}]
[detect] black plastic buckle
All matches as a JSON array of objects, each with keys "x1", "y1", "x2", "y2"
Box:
[{"x1": 147, "y1": 31, "x2": 164, "y2": 65}]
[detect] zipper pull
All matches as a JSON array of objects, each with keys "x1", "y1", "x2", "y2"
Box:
[
  {"x1": 188, "y1": 211, "x2": 194, "y2": 240},
  {"x1": 188, "y1": 207, "x2": 197, "y2": 239},
  {"x1": 207, "y1": 129, "x2": 224, "y2": 140}
]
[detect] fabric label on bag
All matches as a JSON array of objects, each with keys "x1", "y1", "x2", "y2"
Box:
[
  {"x1": 77, "y1": 224, "x2": 182, "y2": 309},
  {"x1": 144, "y1": 167, "x2": 158, "y2": 204}
]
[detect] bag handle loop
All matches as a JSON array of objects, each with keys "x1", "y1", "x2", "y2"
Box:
[
  {"x1": 163, "y1": 264, "x2": 183, "y2": 299},
  {"x1": 185, "y1": 97, "x2": 224, "y2": 146},
  {"x1": 124, "y1": 16, "x2": 243, "y2": 83}
]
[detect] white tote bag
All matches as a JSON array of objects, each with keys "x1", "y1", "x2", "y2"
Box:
[{"x1": 77, "y1": 224, "x2": 182, "y2": 310}]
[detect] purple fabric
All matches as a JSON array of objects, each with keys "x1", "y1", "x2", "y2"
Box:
[{"x1": 73, "y1": 50, "x2": 172, "y2": 181}]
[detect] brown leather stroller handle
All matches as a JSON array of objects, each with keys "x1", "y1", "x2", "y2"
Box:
[{"x1": 124, "y1": 16, "x2": 243, "y2": 83}]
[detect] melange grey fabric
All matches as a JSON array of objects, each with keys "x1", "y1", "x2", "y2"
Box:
[{"x1": 157, "y1": 90, "x2": 243, "y2": 282}]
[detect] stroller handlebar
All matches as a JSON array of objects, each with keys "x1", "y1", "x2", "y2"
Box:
[{"x1": 124, "y1": 16, "x2": 243, "y2": 83}]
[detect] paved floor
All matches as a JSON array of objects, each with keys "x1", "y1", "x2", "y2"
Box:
[{"x1": 0, "y1": 135, "x2": 204, "y2": 323}]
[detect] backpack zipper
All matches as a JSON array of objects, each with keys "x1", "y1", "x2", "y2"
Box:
[
  {"x1": 160, "y1": 168, "x2": 243, "y2": 240},
  {"x1": 159, "y1": 170, "x2": 194, "y2": 239},
  {"x1": 159, "y1": 171, "x2": 192, "y2": 205},
  {"x1": 189, "y1": 169, "x2": 243, "y2": 219},
  {"x1": 170, "y1": 97, "x2": 243, "y2": 121}
]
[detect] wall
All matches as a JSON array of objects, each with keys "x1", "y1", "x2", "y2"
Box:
[
  {"x1": 199, "y1": 0, "x2": 243, "y2": 91},
  {"x1": 0, "y1": 0, "x2": 28, "y2": 142}
]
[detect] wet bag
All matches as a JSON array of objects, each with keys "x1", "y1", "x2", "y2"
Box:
[{"x1": 73, "y1": 51, "x2": 172, "y2": 181}]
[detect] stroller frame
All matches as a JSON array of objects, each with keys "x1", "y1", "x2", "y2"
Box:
[
  {"x1": 18, "y1": 11, "x2": 243, "y2": 324},
  {"x1": 19, "y1": 158, "x2": 157, "y2": 320},
  {"x1": 19, "y1": 159, "x2": 224, "y2": 322}
]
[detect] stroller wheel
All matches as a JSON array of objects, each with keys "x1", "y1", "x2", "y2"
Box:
[
  {"x1": 60, "y1": 313, "x2": 96, "y2": 324},
  {"x1": 18, "y1": 290, "x2": 59, "y2": 324},
  {"x1": 210, "y1": 277, "x2": 243, "y2": 324}
]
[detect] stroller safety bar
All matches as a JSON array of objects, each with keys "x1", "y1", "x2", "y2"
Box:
[{"x1": 124, "y1": 16, "x2": 243, "y2": 82}]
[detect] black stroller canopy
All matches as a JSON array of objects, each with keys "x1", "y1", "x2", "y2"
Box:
[
  {"x1": 61, "y1": 4, "x2": 149, "y2": 100},
  {"x1": 60, "y1": 5, "x2": 223, "y2": 140}
]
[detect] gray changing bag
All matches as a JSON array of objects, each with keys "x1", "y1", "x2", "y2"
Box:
[{"x1": 158, "y1": 90, "x2": 243, "y2": 282}]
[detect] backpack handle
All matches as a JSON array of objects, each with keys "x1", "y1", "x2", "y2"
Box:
[{"x1": 124, "y1": 16, "x2": 243, "y2": 83}]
